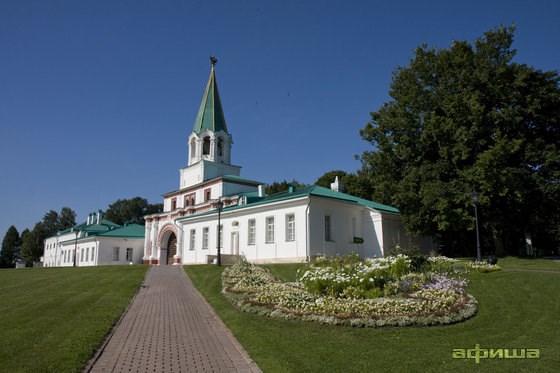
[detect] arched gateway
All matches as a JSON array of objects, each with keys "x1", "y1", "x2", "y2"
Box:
[{"x1": 166, "y1": 233, "x2": 177, "y2": 265}]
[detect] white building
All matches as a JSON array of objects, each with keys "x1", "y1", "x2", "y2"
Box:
[
  {"x1": 144, "y1": 60, "x2": 429, "y2": 265},
  {"x1": 43, "y1": 211, "x2": 145, "y2": 267}
]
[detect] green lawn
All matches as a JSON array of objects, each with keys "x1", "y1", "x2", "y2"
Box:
[
  {"x1": 0, "y1": 259, "x2": 557, "y2": 372},
  {"x1": 185, "y1": 259, "x2": 560, "y2": 372},
  {"x1": 0, "y1": 265, "x2": 147, "y2": 373}
]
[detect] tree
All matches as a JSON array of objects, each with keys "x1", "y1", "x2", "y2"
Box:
[
  {"x1": 20, "y1": 223, "x2": 46, "y2": 266},
  {"x1": 265, "y1": 180, "x2": 307, "y2": 195},
  {"x1": 104, "y1": 197, "x2": 163, "y2": 226},
  {"x1": 58, "y1": 207, "x2": 76, "y2": 231},
  {"x1": 314, "y1": 170, "x2": 375, "y2": 200},
  {"x1": 41, "y1": 210, "x2": 59, "y2": 238},
  {"x1": 0, "y1": 226, "x2": 20, "y2": 268},
  {"x1": 359, "y1": 25, "x2": 560, "y2": 256}
]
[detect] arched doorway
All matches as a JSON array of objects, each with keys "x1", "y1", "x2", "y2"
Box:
[{"x1": 166, "y1": 233, "x2": 177, "y2": 265}]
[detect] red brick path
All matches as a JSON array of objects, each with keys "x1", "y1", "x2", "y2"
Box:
[{"x1": 87, "y1": 265, "x2": 260, "y2": 372}]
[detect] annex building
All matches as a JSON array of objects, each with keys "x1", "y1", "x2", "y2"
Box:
[
  {"x1": 42, "y1": 211, "x2": 145, "y2": 267},
  {"x1": 143, "y1": 61, "x2": 428, "y2": 265}
]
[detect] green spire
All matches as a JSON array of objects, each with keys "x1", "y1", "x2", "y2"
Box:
[{"x1": 193, "y1": 59, "x2": 228, "y2": 134}]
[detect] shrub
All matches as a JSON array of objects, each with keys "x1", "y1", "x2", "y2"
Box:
[{"x1": 388, "y1": 245, "x2": 428, "y2": 271}]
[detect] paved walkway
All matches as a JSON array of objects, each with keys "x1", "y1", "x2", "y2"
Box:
[{"x1": 87, "y1": 265, "x2": 261, "y2": 373}]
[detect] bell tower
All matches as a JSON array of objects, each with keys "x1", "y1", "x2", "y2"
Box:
[{"x1": 180, "y1": 57, "x2": 241, "y2": 188}]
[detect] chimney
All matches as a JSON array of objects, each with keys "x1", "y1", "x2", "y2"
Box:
[
  {"x1": 97, "y1": 210, "x2": 102, "y2": 224},
  {"x1": 258, "y1": 185, "x2": 265, "y2": 197},
  {"x1": 330, "y1": 176, "x2": 344, "y2": 193},
  {"x1": 87, "y1": 213, "x2": 91, "y2": 225}
]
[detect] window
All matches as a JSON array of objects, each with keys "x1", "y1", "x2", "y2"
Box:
[
  {"x1": 113, "y1": 247, "x2": 120, "y2": 261},
  {"x1": 286, "y1": 214, "x2": 295, "y2": 241},
  {"x1": 266, "y1": 217, "x2": 275, "y2": 243},
  {"x1": 91, "y1": 247, "x2": 95, "y2": 261},
  {"x1": 202, "y1": 227, "x2": 209, "y2": 249},
  {"x1": 126, "y1": 248, "x2": 133, "y2": 262},
  {"x1": 86, "y1": 247, "x2": 89, "y2": 261},
  {"x1": 190, "y1": 138, "x2": 196, "y2": 159},
  {"x1": 81, "y1": 248, "x2": 85, "y2": 262},
  {"x1": 203, "y1": 136, "x2": 211, "y2": 155},
  {"x1": 217, "y1": 138, "x2": 223, "y2": 156},
  {"x1": 248, "y1": 219, "x2": 256, "y2": 245},
  {"x1": 171, "y1": 198, "x2": 177, "y2": 210},
  {"x1": 217, "y1": 224, "x2": 223, "y2": 248},
  {"x1": 324, "y1": 215, "x2": 332, "y2": 241},
  {"x1": 204, "y1": 188, "x2": 211, "y2": 202},
  {"x1": 185, "y1": 193, "x2": 196, "y2": 207},
  {"x1": 189, "y1": 229, "x2": 196, "y2": 250}
]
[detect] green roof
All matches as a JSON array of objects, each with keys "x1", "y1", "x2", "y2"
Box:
[
  {"x1": 97, "y1": 223, "x2": 145, "y2": 238},
  {"x1": 193, "y1": 66, "x2": 228, "y2": 134},
  {"x1": 177, "y1": 185, "x2": 399, "y2": 222},
  {"x1": 57, "y1": 219, "x2": 121, "y2": 236},
  {"x1": 222, "y1": 174, "x2": 262, "y2": 185},
  {"x1": 249, "y1": 185, "x2": 399, "y2": 213}
]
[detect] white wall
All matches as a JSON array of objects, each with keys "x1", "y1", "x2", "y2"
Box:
[
  {"x1": 43, "y1": 234, "x2": 144, "y2": 267},
  {"x1": 179, "y1": 197, "x2": 310, "y2": 264}
]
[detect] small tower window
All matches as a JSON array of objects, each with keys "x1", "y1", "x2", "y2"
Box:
[
  {"x1": 217, "y1": 138, "x2": 223, "y2": 157},
  {"x1": 203, "y1": 136, "x2": 211, "y2": 155},
  {"x1": 190, "y1": 138, "x2": 196, "y2": 160}
]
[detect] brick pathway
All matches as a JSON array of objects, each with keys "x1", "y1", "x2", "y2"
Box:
[{"x1": 87, "y1": 265, "x2": 261, "y2": 372}]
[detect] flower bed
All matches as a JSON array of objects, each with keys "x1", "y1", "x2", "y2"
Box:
[{"x1": 221, "y1": 255, "x2": 494, "y2": 328}]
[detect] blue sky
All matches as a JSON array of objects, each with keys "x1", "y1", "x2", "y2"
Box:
[{"x1": 1, "y1": 0, "x2": 559, "y2": 238}]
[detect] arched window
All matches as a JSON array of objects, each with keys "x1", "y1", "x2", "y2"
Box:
[
  {"x1": 190, "y1": 138, "x2": 196, "y2": 159},
  {"x1": 203, "y1": 136, "x2": 211, "y2": 155},
  {"x1": 217, "y1": 138, "x2": 223, "y2": 157}
]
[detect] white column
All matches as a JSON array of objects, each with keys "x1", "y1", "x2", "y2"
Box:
[
  {"x1": 144, "y1": 222, "x2": 152, "y2": 260},
  {"x1": 151, "y1": 220, "x2": 159, "y2": 264}
]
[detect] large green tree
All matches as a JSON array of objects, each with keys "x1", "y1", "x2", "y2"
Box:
[
  {"x1": 359, "y1": 26, "x2": 560, "y2": 256},
  {"x1": 58, "y1": 207, "x2": 77, "y2": 231},
  {"x1": 104, "y1": 197, "x2": 162, "y2": 226},
  {"x1": 0, "y1": 226, "x2": 20, "y2": 268},
  {"x1": 20, "y1": 223, "x2": 45, "y2": 266}
]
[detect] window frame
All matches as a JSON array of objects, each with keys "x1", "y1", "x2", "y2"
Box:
[
  {"x1": 286, "y1": 214, "x2": 295, "y2": 241},
  {"x1": 113, "y1": 247, "x2": 120, "y2": 261},
  {"x1": 266, "y1": 216, "x2": 275, "y2": 243},
  {"x1": 248, "y1": 219, "x2": 256, "y2": 245},
  {"x1": 202, "y1": 227, "x2": 209, "y2": 249},
  {"x1": 324, "y1": 215, "x2": 333, "y2": 242},
  {"x1": 189, "y1": 229, "x2": 196, "y2": 250}
]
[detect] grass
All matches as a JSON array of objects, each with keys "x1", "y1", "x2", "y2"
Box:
[
  {"x1": 0, "y1": 265, "x2": 148, "y2": 373},
  {"x1": 185, "y1": 259, "x2": 560, "y2": 372},
  {"x1": 497, "y1": 256, "x2": 560, "y2": 271}
]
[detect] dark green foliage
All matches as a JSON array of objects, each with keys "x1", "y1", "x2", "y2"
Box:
[
  {"x1": 265, "y1": 179, "x2": 307, "y2": 195},
  {"x1": 104, "y1": 197, "x2": 162, "y2": 225},
  {"x1": 20, "y1": 223, "x2": 45, "y2": 266},
  {"x1": 18, "y1": 207, "x2": 77, "y2": 266},
  {"x1": 359, "y1": 25, "x2": 560, "y2": 256},
  {"x1": 314, "y1": 170, "x2": 374, "y2": 199},
  {"x1": 387, "y1": 245, "x2": 428, "y2": 272},
  {"x1": 58, "y1": 207, "x2": 77, "y2": 231},
  {"x1": 0, "y1": 226, "x2": 20, "y2": 268}
]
